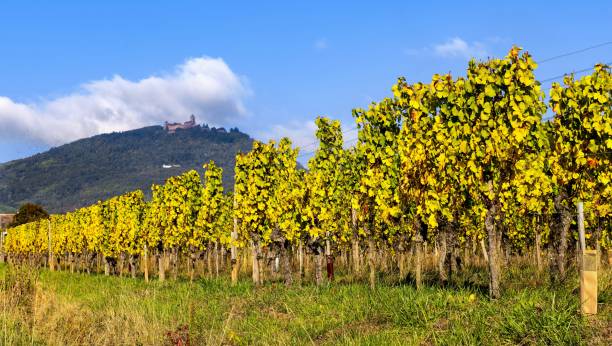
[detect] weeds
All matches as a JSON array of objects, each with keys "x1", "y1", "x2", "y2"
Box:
[
  {"x1": 1, "y1": 264, "x2": 39, "y2": 345},
  {"x1": 0, "y1": 262, "x2": 608, "y2": 345}
]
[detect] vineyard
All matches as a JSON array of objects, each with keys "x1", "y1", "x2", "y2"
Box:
[{"x1": 2, "y1": 47, "x2": 611, "y2": 305}]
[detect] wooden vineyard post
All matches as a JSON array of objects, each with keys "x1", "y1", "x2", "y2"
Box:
[
  {"x1": 415, "y1": 233, "x2": 423, "y2": 290},
  {"x1": 48, "y1": 219, "x2": 54, "y2": 271},
  {"x1": 0, "y1": 229, "x2": 4, "y2": 263},
  {"x1": 325, "y1": 238, "x2": 334, "y2": 281},
  {"x1": 438, "y1": 233, "x2": 448, "y2": 284},
  {"x1": 577, "y1": 202, "x2": 597, "y2": 315},
  {"x1": 104, "y1": 257, "x2": 110, "y2": 276},
  {"x1": 535, "y1": 216, "x2": 543, "y2": 273},
  {"x1": 231, "y1": 217, "x2": 239, "y2": 285},
  {"x1": 207, "y1": 243, "x2": 213, "y2": 278},
  {"x1": 130, "y1": 254, "x2": 137, "y2": 278},
  {"x1": 158, "y1": 250, "x2": 165, "y2": 281},
  {"x1": 368, "y1": 238, "x2": 376, "y2": 289},
  {"x1": 172, "y1": 250, "x2": 179, "y2": 280},
  {"x1": 144, "y1": 244, "x2": 149, "y2": 282},
  {"x1": 315, "y1": 250, "x2": 324, "y2": 286},
  {"x1": 188, "y1": 254, "x2": 194, "y2": 282},
  {"x1": 221, "y1": 245, "x2": 226, "y2": 272},
  {"x1": 281, "y1": 242, "x2": 293, "y2": 286},
  {"x1": 577, "y1": 202, "x2": 586, "y2": 254},
  {"x1": 215, "y1": 241, "x2": 220, "y2": 278},
  {"x1": 252, "y1": 242, "x2": 261, "y2": 286},
  {"x1": 351, "y1": 208, "x2": 360, "y2": 278},
  {"x1": 399, "y1": 248, "x2": 406, "y2": 283},
  {"x1": 352, "y1": 238, "x2": 360, "y2": 278},
  {"x1": 298, "y1": 241, "x2": 304, "y2": 283},
  {"x1": 242, "y1": 247, "x2": 249, "y2": 275}
]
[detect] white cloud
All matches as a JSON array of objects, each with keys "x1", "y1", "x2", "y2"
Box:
[
  {"x1": 314, "y1": 38, "x2": 328, "y2": 50},
  {"x1": 258, "y1": 120, "x2": 318, "y2": 152},
  {"x1": 0, "y1": 57, "x2": 250, "y2": 145},
  {"x1": 433, "y1": 37, "x2": 488, "y2": 59}
]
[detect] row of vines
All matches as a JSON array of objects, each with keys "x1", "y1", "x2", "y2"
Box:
[{"x1": 3, "y1": 47, "x2": 611, "y2": 298}]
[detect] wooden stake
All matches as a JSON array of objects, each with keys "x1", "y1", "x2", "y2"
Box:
[
  {"x1": 535, "y1": 232, "x2": 542, "y2": 272},
  {"x1": 104, "y1": 257, "x2": 110, "y2": 276},
  {"x1": 0, "y1": 230, "x2": 4, "y2": 263},
  {"x1": 215, "y1": 241, "x2": 220, "y2": 278},
  {"x1": 158, "y1": 251, "x2": 165, "y2": 281},
  {"x1": 48, "y1": 219, "x2": 54, "y2": 271},
  {"x1": 325, "y1": 239, "x2": 334, "y2": 281},
  {"x1": 252, "y1": 242, "x2": 260, "y2": 286},
  {"x1": 352, "y1": 238, "x2": 360, "y2": 278},
  {"x1": 207, "y1": 244, "x2": 213, "y2": 278},
  {"x1": 144, "y1": 245, "x2": 149, "y2": 282},
  {"x1": 399, "y1": 250, "x2": 406, "y2": 283},
  {"x1": 130, "y1": 254, "x2": 137, "y2": 278},
  {"x1": 314, "y1": 251, "x2": 324, "y2": 286},
  {"x1": 415, "y1": 235, "x2": 423, "y2": 290},
  {"x1": 298, "y1": 241, "x2": 304, "y2": 283},
  {"x1": 231, "y1": 218, "x2": 239, "y2": 285},
  {"x1": 368, "y1": 238, "x2": 376, "y2": 289}
]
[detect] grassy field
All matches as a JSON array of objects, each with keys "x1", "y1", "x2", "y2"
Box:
[{"x1": 0, "y1": 261, "x2": 609, "y2": 345}]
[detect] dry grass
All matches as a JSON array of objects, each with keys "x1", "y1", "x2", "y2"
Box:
[
  {"x1": 2, "y1": 281, "x2": 165, "y2": 345},
  {"x1": 0, "y1": 261, "x2": 609, "y2": 345}
]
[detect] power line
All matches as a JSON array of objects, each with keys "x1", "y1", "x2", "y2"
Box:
[
  {"x1": 299, "y1": 61, "x2": 608, "y2": 148},
  {"x1": 537, "y1": 41, "x2": 612, "y2": 64},
  {"x1": 297, "y1": 44, "x2": 612, "y2": 153},
  {"x1": 298, "y1": 136, "x2": 359, "y2": 159},
  {"x1": 540, "y1": 61, "x2": 611, "y2": 121},
  {"x1": 300, "y1": 126, "x2": 358, "y2": 150},
  {"x1": 297, "y1": 135, "x2": 359, "y2": 159},
  {"x1": 296, "y1": 126, "x2": 358, "y2": 153},
  {"x1": 540, "y1": 61, "x2": 611, "y2": 84}
]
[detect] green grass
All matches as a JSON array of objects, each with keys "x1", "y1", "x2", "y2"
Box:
[{"x1": 0, "y1": 262, "x2": 609, "y2": 345}]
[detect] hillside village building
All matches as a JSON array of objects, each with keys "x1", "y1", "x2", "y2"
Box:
[{"x1": 0, "y1": 214, "x2": 15, "y2": 230}]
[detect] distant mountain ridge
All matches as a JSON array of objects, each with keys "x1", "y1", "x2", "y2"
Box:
[{"x1": 0, "y1": 124, "x2": 254, "y2": 213}]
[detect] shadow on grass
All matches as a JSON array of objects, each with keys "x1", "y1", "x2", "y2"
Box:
[{"x1": 392, "y1": 266, "x2": 490, "y2": 295}]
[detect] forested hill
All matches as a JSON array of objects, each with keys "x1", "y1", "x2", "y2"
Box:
[{"x1": 0, "y1": 125, "x2": 253, "y2": 213}]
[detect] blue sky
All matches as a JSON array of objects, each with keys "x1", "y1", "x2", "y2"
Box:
[{"x1": 0, "y1": 1, "x2": 610, "y2": 164}]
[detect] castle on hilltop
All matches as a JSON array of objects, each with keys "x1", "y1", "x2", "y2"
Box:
[
  {"x1": 164, "y1": 115, "x2": 236, "y2": 134},
  {"x1": 164, "y1": 115, "x2": 197, "y2": 133}
]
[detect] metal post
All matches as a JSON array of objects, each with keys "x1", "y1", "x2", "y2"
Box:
[{"x1": 577, "y1": 202, "x2": 586, "y2": 253}]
